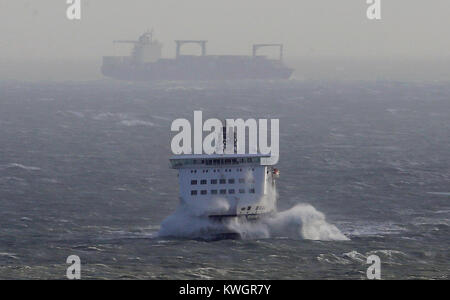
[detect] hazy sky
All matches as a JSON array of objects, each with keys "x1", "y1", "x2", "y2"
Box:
[{"x1": 0, "y1": 0, "x2": 449, "y2": 62}]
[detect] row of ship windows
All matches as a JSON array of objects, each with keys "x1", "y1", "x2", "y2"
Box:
[
  {"x1": 198, "y1": 158, "x2": 259, "y2": 165},
  {"x1": 191, "y1": 178, "x2": 255, "y2": 185},
  {"x1": 241, "y1": 206, "x2": 265, "y2": 211},
  {"x1": 191, "y1": 188, "x2": 256, "y2": 196},
  {"x1": 190, "y1": 168, "x2": 255, "y2": 174}
]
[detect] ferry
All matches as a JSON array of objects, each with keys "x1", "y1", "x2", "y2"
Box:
[{"x1": 169, "y1": 126, "x2": 280, "y2": 238}]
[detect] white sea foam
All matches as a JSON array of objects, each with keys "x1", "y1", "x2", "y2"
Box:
[
  {"x1": 338, "y1": 221, "x2": 406, "y2": 237},
  {"x1": 65, "y1": 111, "x2": 85, "y2": 118},
  {"x1": 0, "y1": 163, "x2": 41, "y2": 171},
  {"x1": 119, "y1": 120, "x2": 156, "y2": 127},
  {"x1": 427, "y1": 192, "x2": 450, "y2": 196},
  {"x1": 92, "y1": 112, "x2": 130, "y2": 121},
  {"x1": 228, "y1": 204, "x2": 349, "y2": 241},
  {"x1": 0, "y1": 253, "x2": 19, "y2": 260},
  {"x1": 158, "y1": 198, "x2": 231, "y2": 238},
  {"x1": 158, "y1": 175, "x2": 347, "y2": 241},
  {"x1": 342, "y1": 250, "x2": 366, "y2": 262},
  {"x1": 158, "y1": 198, "x2": 348, "y2": 241},
  {"x1": 151, "y1": 115, "x2": 172, "y2": 122},
  {"x1": 368, "y1": 249, "x2": 407, "y2": 258}
]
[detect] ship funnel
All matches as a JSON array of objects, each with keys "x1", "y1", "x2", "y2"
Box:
[
  {"x1": 222, "y1": 125, "x2": 227, "y2": 152},
  {"x1": 221, "y1": 122, "x2": 238, "y2": 154}
]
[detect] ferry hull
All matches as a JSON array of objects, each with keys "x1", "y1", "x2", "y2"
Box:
[{"x1": 204, "y1": 212, "x2": 274, "y2": 240}]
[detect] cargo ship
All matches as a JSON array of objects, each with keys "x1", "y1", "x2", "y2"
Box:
[{"x1": 102, "y1": 31, "x2": 293, "y2": 81}]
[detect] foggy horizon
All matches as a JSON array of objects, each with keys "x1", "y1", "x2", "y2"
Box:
[{"x1": 1, "y1": 0, "x2": 450, "y2": 81}]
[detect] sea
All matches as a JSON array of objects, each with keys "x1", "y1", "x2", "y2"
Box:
[{"x1": 0, "y1": 79, "x2": 448, "y2": 279}]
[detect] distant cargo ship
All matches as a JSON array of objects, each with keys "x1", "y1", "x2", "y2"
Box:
[{"x1": 102, "y1": 31, "x2": 293, "y2": 81}]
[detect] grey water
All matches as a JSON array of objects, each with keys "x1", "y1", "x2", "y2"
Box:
[{"x1": 0, "y1": 79, "x2": 448, "y2": 279}]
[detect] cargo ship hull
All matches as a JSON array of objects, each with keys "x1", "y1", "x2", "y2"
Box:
[{"x1": 102, "y1": 56, "x2": 293, "y2": 81}]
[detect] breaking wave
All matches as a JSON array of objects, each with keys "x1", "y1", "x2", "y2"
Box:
[
  {"x1": 158, "y1": 201, "x2": 348, "y2": 241},
  {"x1": 228, "y1": 204, "x2": 349, "y2": 241},
  {"x1": 0, "y1": 163, "x2": 41, "y2": 171},
  {"x1": 158, "y1": 198, "x2": 231, "y2": 238},
  {"x1": 119, "y1": 120, "x2": 156, "y2": 127}
]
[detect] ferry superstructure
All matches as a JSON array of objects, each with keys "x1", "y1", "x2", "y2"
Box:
[{"x1": 170, "y1": 149, "x2": 279, "y2": 222}]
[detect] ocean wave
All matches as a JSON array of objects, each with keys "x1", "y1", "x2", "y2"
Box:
[
  {"x1": 232, "y1": 204, "x2": 349, "y2": 241},
  {"x1": 318, "y1": 249, "x2": 409, "y2": 266},
  {"x1": 92, "y1": 112, "x2": 130, "y2": 121},
  {"x1": 56, "y1": 110, "x2": 85, "y2": 118},
  {"x1": 158, "y1": 202, "x2": 349, "y2": 241},
  {"x1": 151, "y1": 115, "x2": 172, "y2": 122},
  {"x1": 338, "y1": 221, "x2": 407, "y2": 237},
  {"x1": 90, "y1": 111, "x2": 157, "y2": 127},
  {"x1": 412, "y1": 217, "x2": 450, "y2": 227},
  {"x1": 119, "y1": 120, "x2": 156, "y2": 127},
  {"x1": 427, "y1": 192, "x2": 450, "y2": 196},
  {"x1": 0, "y1": 253, "x2": 19, "y2": 260},
  {"x1": 0, "y1": 163, "x2": 41, "y2": 171},
  {"x1": 367, "y1": 249, "x2": 408, "y2": 259},
  {"x1": 317, "y1": 253, "x2": 353, "y2": 265}
]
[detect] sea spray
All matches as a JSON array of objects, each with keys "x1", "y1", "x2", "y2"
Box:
[
  {"x1": 158, "y1": 197, "x2": 231, "y2": 238},
  {"x1": 227, "y1": 204, "x2": 349, "y2": 241},
  {"x1": 159, "y1": 172, "x2": 347, "y2": 240},
  {"x1": 158, "y1": 201, "x2": 348, "y2": 241}
]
